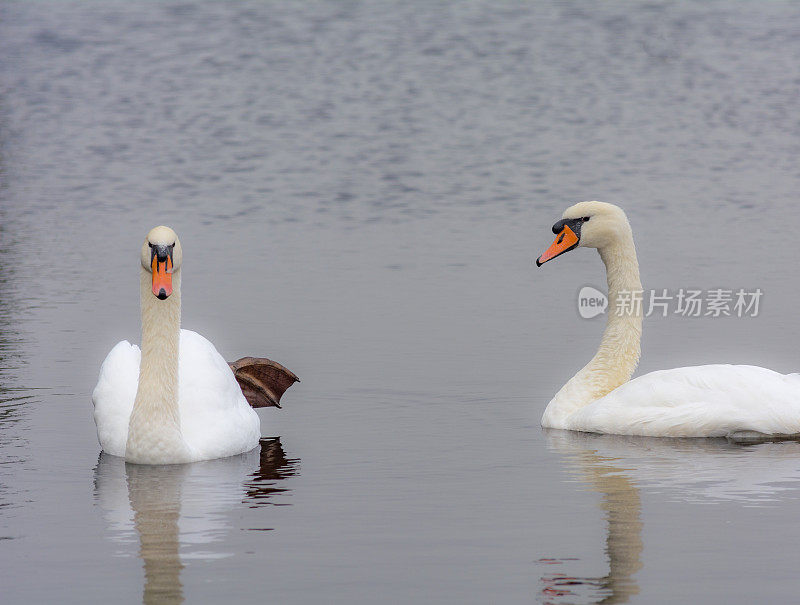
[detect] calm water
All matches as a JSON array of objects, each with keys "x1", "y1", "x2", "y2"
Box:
[{"x1": 2, "y1": 1, "x2": 800, "y2": 602}]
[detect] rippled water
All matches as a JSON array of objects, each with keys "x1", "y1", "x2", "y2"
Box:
[{"x1": 2, "y1": 1, "x2": 800, "y2": 603}]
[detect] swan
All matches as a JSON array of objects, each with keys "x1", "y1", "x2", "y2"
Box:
[
  {"x1": 92, "y1": 226, "x2": 298, "y2": 464},
  {"x1": 536, "y1": 201, "x2": 800, "y2": 438}
]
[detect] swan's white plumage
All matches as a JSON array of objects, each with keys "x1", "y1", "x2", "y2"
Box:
[
  {"x1": 93, "y1": 340, "x2": 141, "y2": 457},
  {"x1": 565, "y1": 364, "x2": 800, "y2": 437},
  {"x1": 93, "y1": 330, "x2": 260, "y2": 462}
]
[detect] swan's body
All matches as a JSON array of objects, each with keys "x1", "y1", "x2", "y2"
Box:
[
  {"x1": 537, "y1": 202, "x2": 800, "y2": 438},
  {"x1": 93, "y1": 330, "x2": 260, "y2": 462},
  {"x1": 93, "y1": 226, "x2": 295, "y2": 464},
  {"x1": 558, "y1": 364, "x2": 800, "y2": 437}
]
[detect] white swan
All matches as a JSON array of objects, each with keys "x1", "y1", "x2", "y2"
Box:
[
  {"x1": 536, "y1": 201, "x2": 800, "y2": 438},
  {"x1": 93, "y1": 226, "x2": 298, "y2": 464}
]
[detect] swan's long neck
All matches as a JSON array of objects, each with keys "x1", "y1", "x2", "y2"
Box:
[
  {"x1": 126, "y1": 268, "x2": 189, "y2": 463},
  {"x1": 542, "y1": 235, "x2": 643, "y2": 428}
]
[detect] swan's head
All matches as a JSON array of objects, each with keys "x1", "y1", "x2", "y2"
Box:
[
  {"x1": 536, "y1": 201, "x2": 631, "y2": 266},
  {"x1": 140, "y1": 226, "x2": 183, "y2": 300}
]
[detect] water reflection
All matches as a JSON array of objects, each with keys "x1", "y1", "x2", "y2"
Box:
[
  {"x1": 539, "y1": 430, "x2": 800, "y2": 604},
  {"x1": 539, "y1": 431, "x2": 642, "y2": 604},
  {"x1": 243, "y1": 437, "x2": 298, "y2": 508},
  {"x1": 94, "y1": 438, "x2": 298, "y2": 604}
]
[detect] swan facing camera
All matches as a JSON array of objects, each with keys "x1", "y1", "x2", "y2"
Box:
[{"x1": 577, "y1": 286, "x2": 607, "y2": 319}]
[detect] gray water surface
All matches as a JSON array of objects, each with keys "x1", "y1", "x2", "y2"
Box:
[{"x1": 2, "y1": 1, "x2": 800, "y2": 603}]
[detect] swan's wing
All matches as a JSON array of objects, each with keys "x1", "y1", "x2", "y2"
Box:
[
  {"x1": 92, "y1": 340, "x2": 141, "y2": 457},
  {"x1": 569, "y1": 364, "x2": 800, "y2": 437},
  {"x1": 177, "y1": 330, "x2": 260, "y2": 461},
  {"x1": 228, "y1": 357, "x2": 299, "y2": 408}
]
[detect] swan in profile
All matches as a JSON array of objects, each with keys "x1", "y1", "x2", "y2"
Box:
[
  {"x1": 93, "y1": 226, "x2": 298, "y2": 464},
  {"x1": 536, "y1": 201, "x2": 800, "y2": 438}
]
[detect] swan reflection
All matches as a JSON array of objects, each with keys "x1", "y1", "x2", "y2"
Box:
[
  {"x1": 539, "y1": 430, "x2": 800, "y2": 604},
  {"x1": 94, "y1": 438, "x2": 298, "y2": 604}
]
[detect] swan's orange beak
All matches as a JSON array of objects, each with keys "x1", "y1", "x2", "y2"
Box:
[
  {"x1": 536, "y1": 225, "x2": 579, "y2": 266},
  {"x1": 151, "y1": 254, "x2": 173, "y2": 300}
]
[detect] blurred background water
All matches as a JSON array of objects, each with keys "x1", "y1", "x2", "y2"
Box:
[{"x1": 2, "y1": 1, "x2": 800, "y2": 603}]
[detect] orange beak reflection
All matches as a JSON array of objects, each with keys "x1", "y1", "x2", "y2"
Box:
[
  {"x1": 536, "y1": 225, "x2": 579, "y2": 266},
  {"x1": 151, "y1": 254, "x2": 173, "y2": 299}
]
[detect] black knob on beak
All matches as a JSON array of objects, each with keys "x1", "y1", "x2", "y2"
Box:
[{"x1": 552, "y1": 219, "x2": 569, "y2": 234}]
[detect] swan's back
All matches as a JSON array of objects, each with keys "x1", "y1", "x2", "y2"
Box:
[{"x1": 567, "y1": 364, "x2": 800, "y2": 437}]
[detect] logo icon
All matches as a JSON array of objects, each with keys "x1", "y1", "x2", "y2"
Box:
[{"x1": 578, "y1": 286, "x2": 608, "y2": 319}]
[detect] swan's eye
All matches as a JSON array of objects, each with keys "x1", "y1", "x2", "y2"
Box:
[{"x1": 582, "y1": 216, "x2": 590, "y2": 222}]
